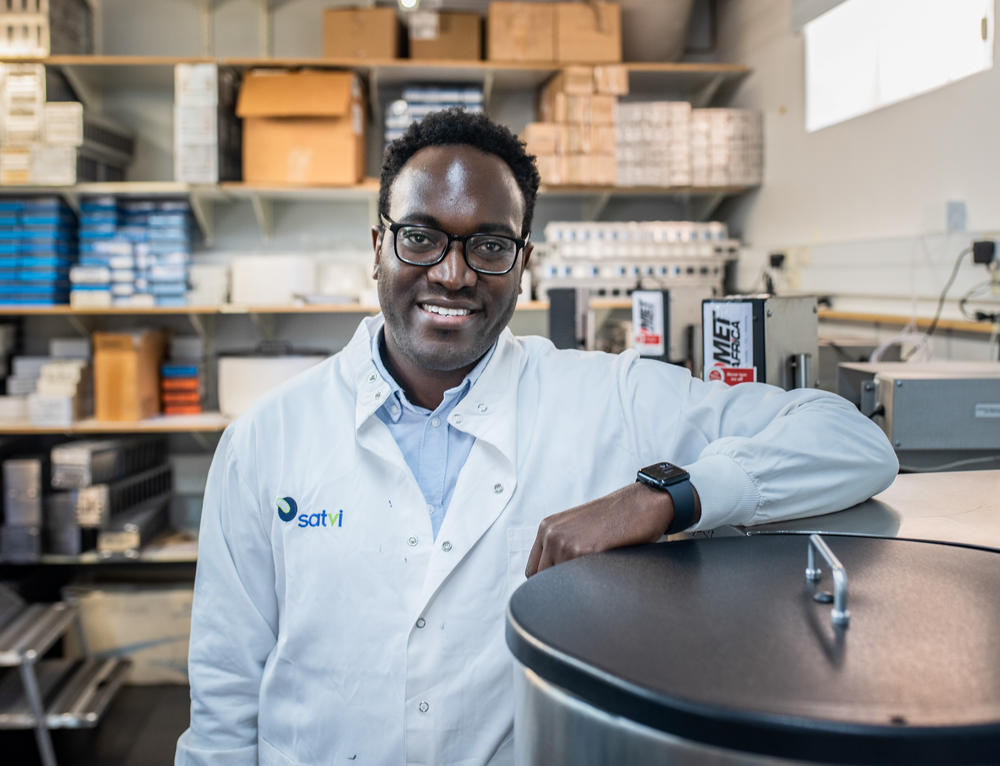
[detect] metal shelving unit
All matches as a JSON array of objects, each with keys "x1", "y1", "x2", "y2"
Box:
[{"x1": 0, "y1": 589, "x2": 130, "y2": 766}]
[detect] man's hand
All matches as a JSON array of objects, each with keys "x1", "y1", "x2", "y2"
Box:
[{"x1": 524, "y1": 482, "x2": 701, "y2": 577}]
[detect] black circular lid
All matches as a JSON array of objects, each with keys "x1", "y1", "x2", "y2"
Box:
[{"x1": 506, "y1": 535, "x2": 1000, "y2": 764}]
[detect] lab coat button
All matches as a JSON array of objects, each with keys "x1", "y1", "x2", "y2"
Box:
[
  {"x1": 493, "y1": 483, "x2": 503, "y2": 494},
  {"x1": 441, "y1": 541, "x2": 453, "y2": 552},
  {"x1": 416, "y1": 617, "x2": 426, "y2": 629},
  {"x1": 431, "y1": 417, "x2": 441, "y2": 428},
  {"x1": 452, "y1": 414, "x2": 464, "y2": 425},
  {"x1": 407, "y1": 536, "x2": 418, "y2": 547},
  {"x1": 477, "y1": 402, "x2": 488, "y2": 413},
  {"x1": 374, "y1": 391, "x2": 382, "y2": 401},
  {"x1": 367, "y1": 373, "x2": 377, "y2": 383},
  {"x1": 418, "y1": 701, "x2": 429, "y2": 713}
]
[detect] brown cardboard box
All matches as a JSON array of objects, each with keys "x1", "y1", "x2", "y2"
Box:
[
  {"x1": 488, "y1": 2, "x2": 555, "y2": 62},
  {"x1": 539, "y1": 90, "x2": 568, "y2": 123},
  {"x1": 523, "y1": 122, "x2": 566, "y2": 155},
  {"x1": 566, "y1": 122, "x2": 592, "y2": 153},
  {"x1": 323, "y1": 7, "x2": 401, "y2": 59},
  {"x1": 591, "y1": 123, "x2": 617, "y2": 152},
  {"x1": 593, "y1": 153, "x2": 616, "y2": 185},
  {"x1": 93, "y1": 330, "x2": 166, "y2": 422},
  {"x1": 594, "y1": 64, "x2": 629, "y2": 95},
  {"x1": 535, "y1": 154, "x2": 567, "y2": 185},
  {"x1": 236, "y1": 70, "x2": 365, "y2": 186},
  {"x1": 556, "y1": 2, "x2": 622, "y2": 63},
  {"x1": 564, "y1": 94, "x2": 615, "y2": 124},
  {"x1": 545, "y1": 65, "x2": 595, "y2": 95},
  {"x1": 410, "y1": 12, "x2": 482, "y2": 60}
]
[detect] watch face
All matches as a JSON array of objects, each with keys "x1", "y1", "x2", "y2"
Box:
[{"x1": 639, "y1": 462, "x2": 689, "y2": 485}]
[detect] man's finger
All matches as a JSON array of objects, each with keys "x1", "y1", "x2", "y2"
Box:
[{"x1": 524, "y1": 529, "x2": 544, "y2": 577}]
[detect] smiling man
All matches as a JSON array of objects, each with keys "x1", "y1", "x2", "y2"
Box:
[{"x1": 176, "y1": 110, "x2": 898, "y2": 766}]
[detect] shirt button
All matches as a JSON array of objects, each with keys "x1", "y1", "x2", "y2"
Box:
[
  {"x1": 407, "y1": 536, "x2": 418, "y2": 547},
  {"x1": 477, "y1": 402, "x2": 488, "y2": 413},
  {"x1": 493, "y1": 483, "x2": 503, "y2": 494},
  {"x1": 431, "y1": 417, "x2": 441, "y2": 428},
  {"x1": 391, "y1": 404, "x2": 400, "y2": 416},
  {"x1": 367, "y1": 373, "x2": 377, "y2": 383},
  {"x1": 452, "y1": 414, "x2": 463, "y2": 425},
  {"x1": 441, "y1": 541, "x2": 453, "y2": 552},
  {"x1": 374, "y1": 391, "x2": 382, "y2": 400},
  {"x1": 418, "y1": 701, "x2": 429, "y2": 713},
  {"x1": 416, "y1": 617, "x2": 426, "y2": 629}
]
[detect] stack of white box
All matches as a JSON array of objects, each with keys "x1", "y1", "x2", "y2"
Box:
[
  {"x1": 690, "y1": 108, "x2": 763, "y2": 187},
  {"x1": 0, "y1": 64, "x2": 45, "y2": 183},
  {"x1": 174, "y1": 63, "x2": 241, "y2": 183},
  {"x1": 0, "y1": 0, "x2": 93, "y2": 58},
  {"x1": 187, "y1": 264, "x2": 229, "y2": 306},
  {"x1": 615, "y1": 101, "x2": 691, "y2": 188},
  {"x1": 28, "y1": 358, "x2": 93, "y2": 427}
]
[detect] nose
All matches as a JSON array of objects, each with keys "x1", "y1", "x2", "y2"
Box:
[{"x1": 426, "y1": 240, "x2": 477, "y2": 291}]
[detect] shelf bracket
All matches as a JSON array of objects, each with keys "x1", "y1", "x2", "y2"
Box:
[
  {"x1": 693, "y1": 74, "x2": 725, "y2": 108},
  {"x1": 258, "y1": 0, "x2": 272, "y2": 57},
  {"x1": 190, "y1": 431, "x2": 212, "y2": 450},
  {"x1": 19, "y1": 661, "x2": 58, "y2": 766},
  {"x1": 249, "y1": 192, "x2": 274, "y2": 241},
  {"x1": 189, "y1": 188, "x2": 215, "y2": 245},
  {"x1": 582, "y1": 191, "x2": 611, "y2": 221},
  {"x1": 483, "y1": 71, "x2": 495, "y2": 109},
  {"x1": 687, "y1": 193, "x2": 726, "y2": 222},
  {"x1": 249, "y1": 312, "x2": 277, "y2": 341},
  {"x1": 186, "y1": 312, "x2": 210, "y2": 343},
  {"x1": 67, "y1": 315, "x2": 90, "y2": 338},
  {"x1": 369, "y1": 68, "x2": 382, "y2": 128},
  {"x1": 200, "y1": 0, "x2": 214, "y2": 56}
]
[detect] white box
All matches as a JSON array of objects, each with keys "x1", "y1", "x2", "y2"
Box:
[
  {"x1": 30, "y1": 144, "x2": 76, "y2": 185},
  {"x1": 175, "y1": 105, "x2": 217, "y2": 145},
  {"x1": 43, "y1": 101, "x2": 84, "y2": 145},
  {"x1": 174, "y1": 63, "x2": 218, "y2": 106},
  {"x1": 174, "y1": 143, "x2": 218, "y2": 184}
]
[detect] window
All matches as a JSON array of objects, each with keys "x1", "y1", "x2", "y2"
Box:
[{"x1": 804, "y1": 0, "x2": 994, "y2": 132}]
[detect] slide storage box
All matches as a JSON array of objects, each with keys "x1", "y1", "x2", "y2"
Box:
[{"x1": 236, "y1": 70, "x2": 366, "y2": 186}]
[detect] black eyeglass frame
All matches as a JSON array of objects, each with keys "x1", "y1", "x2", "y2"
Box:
[{"x1": 380, "y1": 214, "x2": 528, "y2": 276}]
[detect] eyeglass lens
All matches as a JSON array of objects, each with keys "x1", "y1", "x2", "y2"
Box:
[{"x1": 395, "y1": 225, "x2": 517, "y2": 273}]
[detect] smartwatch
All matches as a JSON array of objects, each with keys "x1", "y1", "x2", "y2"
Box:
[{"x1": 636, "y1": 462, "x2": 697, "y2": 534}]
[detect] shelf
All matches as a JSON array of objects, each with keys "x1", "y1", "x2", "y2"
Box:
[
  {"x1": 818, "y1": 309, "x2": 996, "y2": 335},
  {"x1": 0, "y1": 413, "x2": 230, "y2": 435},
  {"x1": 0, "y1": 657, "x2": 130, "y2": 729},
  {"x1": 0, "y1": 603, "x2": 77, "y2": 666},
  {"x1": 2, "y1": 55, "x2": 214, "y2": 92}
]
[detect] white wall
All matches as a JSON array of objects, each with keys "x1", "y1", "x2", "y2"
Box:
[{"x1": 716, "y1": 0, "x2": 1000, "y2": 360}]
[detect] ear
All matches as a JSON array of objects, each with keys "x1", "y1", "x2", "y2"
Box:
[
  {"x1": 517, "y1": 242, "x2": 534, "y2": 294},
  {"x1": 371, "y1": 225, "x2": 383, "y2": 279}
]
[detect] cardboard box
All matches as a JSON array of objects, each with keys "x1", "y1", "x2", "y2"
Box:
[
  {"x1": 539, "y1": 89, "x2": 567, "y2": 123},
  {"x1": 410, "y1": 11, "x2": 482, "y2": 61},
  {"x1": 487, "y1": 2, "x2": 555, "y2": 62},
  {"x1": 556, "y1": 2, "x2": 622, "y2": 63},
  {"x1": 535, "y1": 154, "x2": 567, "y2": 185},
  {"x1": 236, "y1": 70, "x2": 365, "y2": 186},
  {"x1": 594, "y1": 64, "x2": 629, "y2": 95},
  {"x1": 565, "y1": 94, "x2": 616, "y2": 124},
  {"x1": 64, "y1": 584, "x2": 193, "y2": 685},
  {"x1": 523, "y1": 122, "x2": 566, "y2": 156},
  {"x1": 323, "y1": 7, "x2": 401, "y2": 59},
  {"x1": 545, "y1": 65, "x2": 594, "y2": 95},
  {"x1": 93, "y1": 330, "x2": 166, "y2": 422}
]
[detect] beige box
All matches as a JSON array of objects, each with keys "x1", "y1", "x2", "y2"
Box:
[
  {"x1": 93, "y1": 330, "x2": 166, "y2": 422},
  {"x1": 555, "y1": 2, "x2": 622, "y2": 63},
  {"x1": 0, "y1": 146, "x2": 30, "y2": 184},
  {"x1": 535, "y1": 154, "x2": 567, "y2": 185},
  {"x1": 545, "y1": 66, "x2": 594, "y2": 95},
  {"x1": 591, "y1": 123, "x2": 616, "y2": 152},
  {"x1": 487, "y1": 2, "x2": 555, "y2": 62},
  {"x1": 64, "y1": 584, "x2": 193, "y2": 685},
  {"x1": 594, "y1": 64, "x2": 629, "y2": 95},
  {"x1": 594, "y1": 153, "x2": 616, "y2": 185},
  {"x1": 323, "y1": 7, "x2": 402, "y2": 59},
  {"x1": 236, "y1": 70, "x2": 366, "y2": 186},
  {"x1": 409, "y1": 12, "x2": 482, "y2": 61},
  {"x1": 538, "y1": 89, "x2": 567, "y2": 123},
  {"x1": 523, "y1": 122, "x2": 565, "y2": 156},
  {"x1": 565, "y1": 123, "x2": 592, "y2": 153}
]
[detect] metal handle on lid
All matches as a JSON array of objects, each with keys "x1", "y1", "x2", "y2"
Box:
[{"x1": 805, "y1": 534, "x2": 850, "y2": 628}]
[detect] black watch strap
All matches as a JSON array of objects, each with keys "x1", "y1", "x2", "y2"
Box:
[{"x1": 662, "y1": 479, "x2": 697, "y2": 534}]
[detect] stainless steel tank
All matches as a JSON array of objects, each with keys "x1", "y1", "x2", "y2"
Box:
[{"x1": 506, "y1": 535, "x2": 1000, "y2": 765}]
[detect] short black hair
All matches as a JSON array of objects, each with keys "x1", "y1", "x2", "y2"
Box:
[{"x1": 379, "y1": 108, "x2": 540, "y2": 238}]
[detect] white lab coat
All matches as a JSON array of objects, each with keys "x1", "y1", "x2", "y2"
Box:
[{"x1": 176, "y1": 316, "x2": 897, "y2": 766}]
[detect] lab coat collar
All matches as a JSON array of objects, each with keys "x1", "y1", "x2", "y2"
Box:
[{"x1": 343, "y1": 315, "x2": 524, "y2": 468}]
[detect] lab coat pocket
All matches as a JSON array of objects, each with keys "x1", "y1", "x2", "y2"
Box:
[
  {"x1": 506, "y1": 524, "x2": 537, "y2": 599},
  {"x1": 259, "y1": 736, "x2": 312, "y2": 766}
]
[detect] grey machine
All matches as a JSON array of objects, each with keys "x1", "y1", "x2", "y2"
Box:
[
  {"x1": 701, "y1": 295, "x2": 818, "y2": 389},
  {"x1": 837, "y1": 361, "x2": 1000, "y2": 470}
]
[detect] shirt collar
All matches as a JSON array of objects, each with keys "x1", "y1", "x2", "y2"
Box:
[{"x1": 369, "y1": 326, "x2": 497, "y2": 422}]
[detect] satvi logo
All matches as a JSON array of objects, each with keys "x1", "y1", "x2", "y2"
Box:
[
  {"x1": 276, "y1": 496, "x2": 344, "y2": 529},
  {"x1": 277, "y1": 496, "x2": 298, "y2": 522}
]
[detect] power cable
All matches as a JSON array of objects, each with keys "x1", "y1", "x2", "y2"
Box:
[{"x1": 905, "y1": 247, "x2": 971, "y2": 360}]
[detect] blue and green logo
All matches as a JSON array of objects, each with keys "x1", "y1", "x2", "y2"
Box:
[
  {"x1": 277, "y1": 496, "x2": 298, "y2": 523},
  {"x1": 277, "y1": 496, "x2": 344, "y2": 529}
]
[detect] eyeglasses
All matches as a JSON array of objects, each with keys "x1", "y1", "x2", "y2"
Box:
[{"x1": 381, "y1": 214, "x2": 527, "y2": 276}]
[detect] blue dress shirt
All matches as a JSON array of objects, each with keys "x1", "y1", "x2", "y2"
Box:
[{"x1": 371, "y1": 330, "x2": 496, "y2": 539}]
